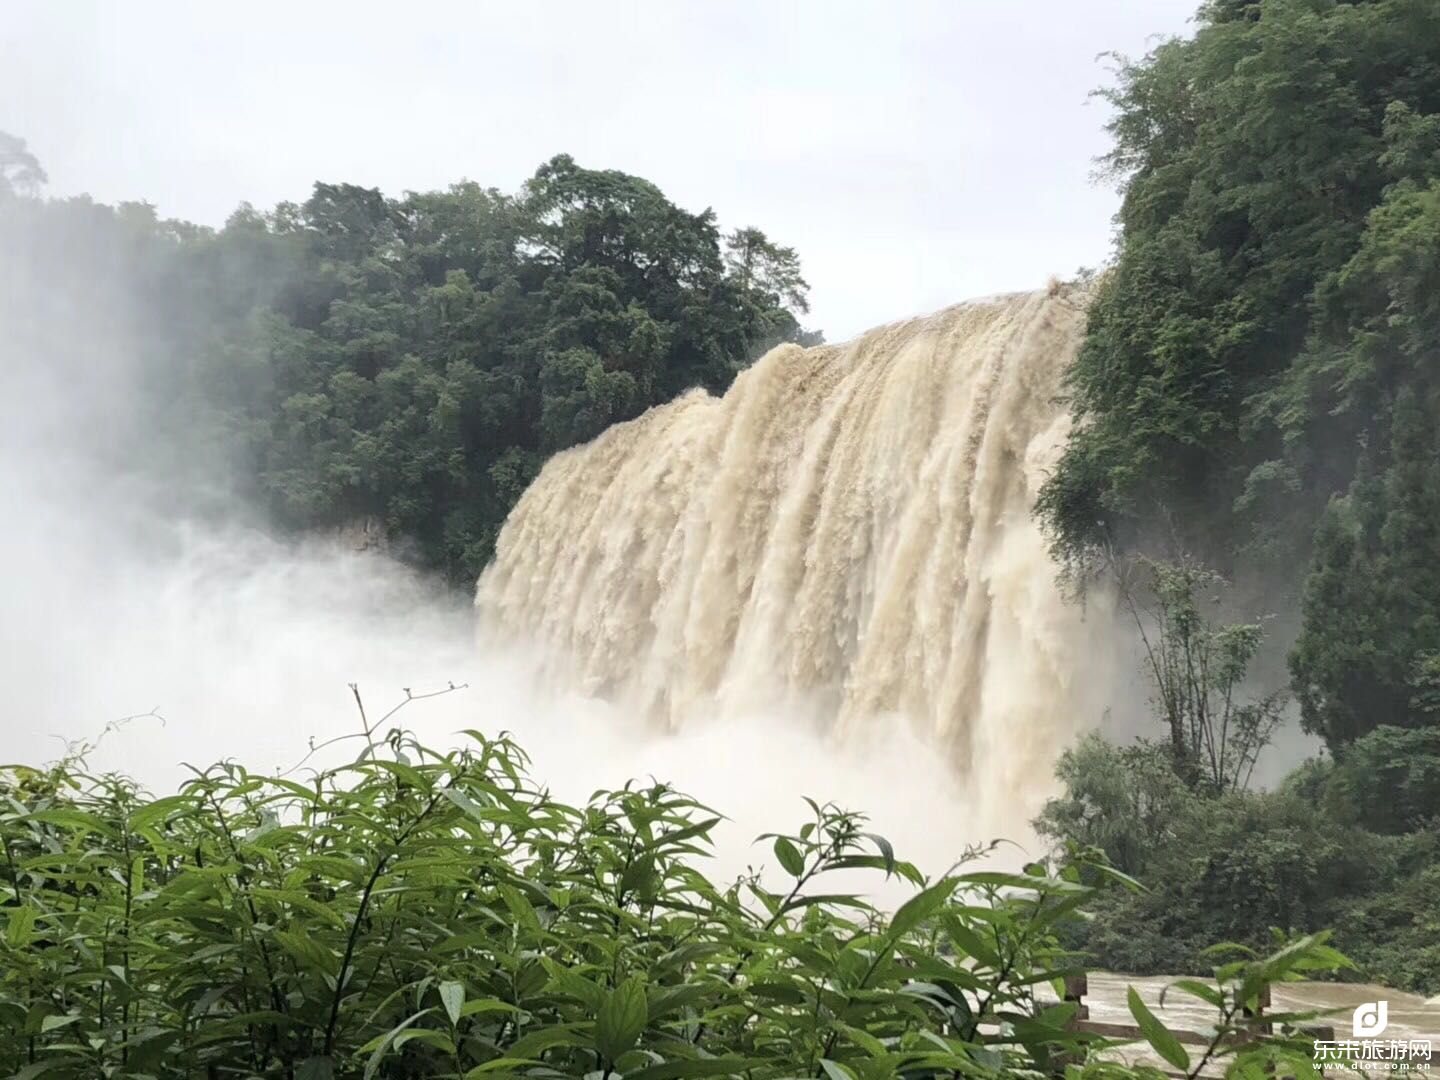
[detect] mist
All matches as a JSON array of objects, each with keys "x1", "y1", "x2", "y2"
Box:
[
  {"x1": 0, "y1": 200, "x2": 1322, "y2": 904},
  {"x1": 0, "y1": 233, "x2": 1008, "y2": 892}
]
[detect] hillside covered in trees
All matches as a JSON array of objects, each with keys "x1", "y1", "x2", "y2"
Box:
[
  {"x1": 1037, "y1": 0, "x2": 1440, "y2": 749},
  {"x1": 1035, "y1": 0, "x2": 1440, "y2": 991},
  {"x1": 0, "y1": 144, "x2": 818, "y2": 583}
]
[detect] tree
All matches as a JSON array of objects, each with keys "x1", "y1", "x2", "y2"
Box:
[
  {"x1": 1330, "y1": 725, "x2": 1440, "y2": 834},
  {"x1": 1033, "y1": 733, "x2": 1194, "y2": 876},
  {"x1": 1291, "y1": 391, "x2": 1440, "y2": 748},
  {"x1": 1, "y1": 153, "x2": 819, "y2": 584},
  {"x1": 1116, "y1": 556, "x2": 1284, "y2": 793},
  {"x1": 1036, "y1": 0, "x2": 1440, "y2": 745},
  {"x1": 0, "y1": 131, "x2": 46, "y2": 196},
  {"x1": 1038, "y1": 0, "x2": 1440, "y2": 577},
  {"x1": 724, "y1": 227, "x2": 811, "y2": 314}
]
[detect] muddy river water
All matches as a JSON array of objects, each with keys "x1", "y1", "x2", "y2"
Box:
[
  {"x1": 1061, "y1": 973, "x2": 1439, "y2": 1072},
  {"x1": 1084, "y1": 973, "x2": 1438, "y2": 1039}
]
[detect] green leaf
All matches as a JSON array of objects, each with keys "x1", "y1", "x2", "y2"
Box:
[
  {"x1": 395, "y1": 1028, "x2": 455, "y2": 1053},
  {"x1": 653, "y1": 816, "x2": 722, "y2": 849},
  {"x1": 1090, "y1": 862, "x2": 1147, "y2": 892},
  {"x1": 441, "y1": 786, "x2": 493, "y2": 826},
  {"x1": 647, "y1": 982, "x2": 716, "y2": 1021},
  {"x1": 750, "y1": 980, "x2": 808, "y2": 1005},
  {"x1": 540, "y1": 956, "x2": 606, "y2": 1012},
  {"x1": 362, "y1": 1009, "x2": 432, "y2": 1080},
  {"x1": 22, "y1": 808, "x2": 115, "y2": 836},
  {"x1": 506, "y1": 1023, "x2": 590, "y2": 1058},
  {"x1": 889, "y1": 876, "x2": 957, "y2": 939},
  {"x1": 369, "y1": 758, "x2": 432, "y2": 790},
  {"x1": 1162, "y1": 978, "x2": 1223, "y2": 1008},
  {"x1": 864, "y1": 832, "x2": 896, "y2": 875},
  {"x1": 1127, "y1": 985, "x2": 1190, "y2": 1071},
  {"x1": 828, "y1": 854, "x2": 926, "y2": 886},
  {"x1": 439, "y1": 980, "x2": 465, "y2": 1026},
  {"x1": 626, "y1": 1058, "x2": 761, "y2": 1080},
  {"x1": 497, "y1": 883, "x2": 542, "y2": 935},
  {"x1": 272, "y1": 929, "x2": 338, "y2": 977},
  {"x1": 819, "y1": 1060, "x2": 857, "y2": 1080},
  {"x1": 941, "y1": 914, "x2": 1001, "y2": 967},
  {"x1": 773, "y1": 835, "x2": 805, "y2": 877},
  {"x1": 6, "y1": 905, "x2": 37, "y2": 949},
  {"x1": 10, "y1": 1062, "x2": 80, "y2": 1080},
  {"x1": 252, "y1": 886, "x2": 349, "y2": 930},
  {"x1": 460, "y1": 999, "x2": 522, "y2": 1018},
  {"x1": 464, "y1": 1058, "x2": 542, "y2": 1077},
  {"x1": 296, "y1": 1057, "x2": 336, "y2": 1080},
  {"x1": 958, "y1": 870, "x2": 1085, "y2": 893},
  {"x1": 620, "y1": 852, "x2": 658, "y2": 896},
  {"x1": 596, "y1": 975, "x2": 647, "y2": 1063},
  {"x1": 839, "y1": 1022, "x2": 887, "y2": 1057}
]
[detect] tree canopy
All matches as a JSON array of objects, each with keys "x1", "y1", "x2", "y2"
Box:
[
  {"x1": 1, "y1": 150, "x2": 819, "y2": 584},
  {"x1": 1036, "y1": 0, "x2": 1440, "y2": 750}
]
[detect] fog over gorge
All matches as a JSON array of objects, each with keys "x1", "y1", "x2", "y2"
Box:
[
  {"x1": 1, "y1": 206, "x2": 1322, "y2": 887},
  {"x1": 0, "y1": 0, "x2": 1216, "y2": 887},
  {"x1": 0, "y1": 246, "x2": 1014, "y2": 885}
]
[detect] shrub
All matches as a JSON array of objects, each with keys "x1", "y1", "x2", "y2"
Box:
[
  {"x1": 1329, "y1": 725, "x2": 1440, "y2": 834},
  {"x1": 1038, "y1": 734, "x2": 1440, "y2": 993},
  {"x1": 0, "y1": 726, "x2": 1132, "y2": 1078},
  {"x1": 0, "y1": 721, "x2": 1359, "y2": 1078}
]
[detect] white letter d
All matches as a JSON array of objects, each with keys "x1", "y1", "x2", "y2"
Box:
[{"x1": 1352, "y1": 1001, "x2": 1388, "y2": 1038}]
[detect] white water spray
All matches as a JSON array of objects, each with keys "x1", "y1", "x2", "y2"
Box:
[{"x1": 477, "y1": 285, "x2": 1123, "y2": 826}]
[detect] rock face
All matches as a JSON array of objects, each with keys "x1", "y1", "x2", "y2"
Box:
[{"x1": 330, "y1": 516, "x2": 389, "y2": 554}]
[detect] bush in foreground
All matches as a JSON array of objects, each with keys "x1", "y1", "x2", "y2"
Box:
[{"x1": 2, "y1": 722, "x2": 1347, "y2": 1079}]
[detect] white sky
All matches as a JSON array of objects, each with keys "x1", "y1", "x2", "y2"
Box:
[{"x1": 3, "y1": 1, "x2": 1197, "y2": 341}]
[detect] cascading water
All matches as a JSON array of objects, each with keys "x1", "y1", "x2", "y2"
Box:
[{"x1": 476, "y1": 284, "x2": 1122, "y2": 822}]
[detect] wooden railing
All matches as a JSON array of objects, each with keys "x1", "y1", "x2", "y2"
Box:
[{"x1": 1058, "y1": 975, "x2": 1434, "y2": 1075}]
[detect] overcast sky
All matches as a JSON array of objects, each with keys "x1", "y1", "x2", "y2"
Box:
[{"x1": 4, "y1": 1, "x2": 1197, "y2": 341}]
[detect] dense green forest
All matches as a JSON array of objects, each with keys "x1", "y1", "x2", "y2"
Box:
[
  {"x1": 0, "y1": 143, "x2": 817, "y2": 583},
  {"x1": 1035, "y1": 0, "x2": 1440, "y2": 992}
]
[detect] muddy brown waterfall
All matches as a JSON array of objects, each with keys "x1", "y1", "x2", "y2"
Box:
[{"x1": 476, "y1": 284, "x2": 1123, "y2": 821}]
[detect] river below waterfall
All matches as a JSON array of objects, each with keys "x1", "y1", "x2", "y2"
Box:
[{"x1": 1073, "y1": 974, "x2": 1437, "y2": 1072}]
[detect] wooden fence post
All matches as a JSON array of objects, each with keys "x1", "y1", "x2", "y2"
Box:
[
  {"x1": 1063, "y1": 974, "x2": 1090, "y2": 1025},
  {"x1": 1049, "y1": 974, "x2": 1091, "y2": 1076},
  {"x1": 1243, "y1": 985, "x2": 1273, "y2": 1037}
]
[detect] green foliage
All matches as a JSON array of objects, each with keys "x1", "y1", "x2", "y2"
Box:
[
  {"x1": 1115, "y1": 558, "x2": 1284, "y2": 793},
  {"x1": 1037, "y1": 734, "x2": 1440, "y2": 992},
  {"x1": 1127, "y1": 987, "x2": 1189, "y2": 1072},
  {"x1": 1035, "y1": 0, "x2": 1440, "y2": 749},
  {"x1": 0, "y1": 728, "x2": 1071, "y2": 1077},
  {"x1": 1328, "y1": 725, "x2": 1440, "y2": 833},
  {"x1": 0, "y1": 145, "x2": 817, "y2": 584},
  {"x1": 0, "y1": 716, "x2": 1351, "y2": 1079},
  {"x1": 1033, "y1": 735, "x2": 1195, "y2": 878},
  {"x1": 1034, "y1": 0, "x2": 1440, "y2": 990},
  {"x1": 1040, "y1": 0, "x2": 1440, "y2": 566},
  {"x1": 1326, "y1": 847, "x2": 1440, "y2": 994},
  {"x1": 1289, "y1": 390, "x2": 1440, "y2": 747}
]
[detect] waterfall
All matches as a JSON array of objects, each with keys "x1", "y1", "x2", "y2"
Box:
[{"x1": 476, "y1": 284, "x2": 1120, "y2": 815}]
